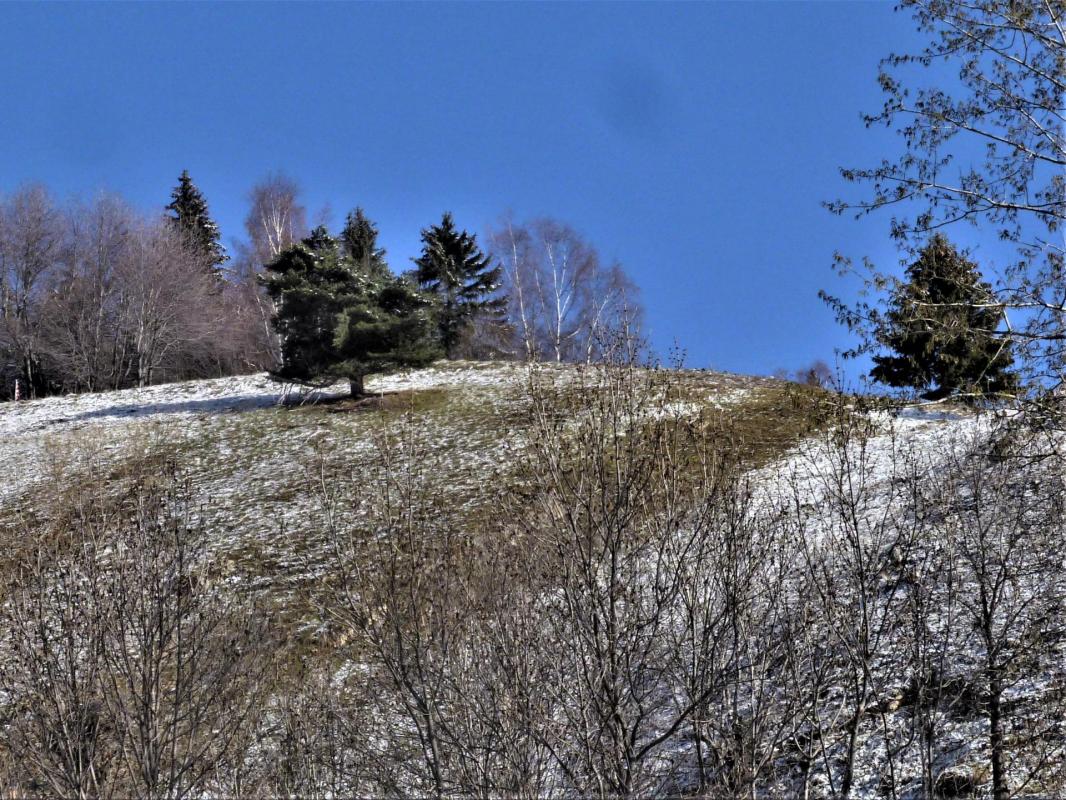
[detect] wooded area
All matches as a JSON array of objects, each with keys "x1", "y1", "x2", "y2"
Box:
[{"x1": 0, "y1": 175, "x2": 647, "y2": 401}]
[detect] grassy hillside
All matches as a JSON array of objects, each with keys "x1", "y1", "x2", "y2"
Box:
[
  {"x1": 2, "y1": 360, "x2": 1062, "y2": 799},
  {"x1": 0, "y1": 361, "x2": 825, "y2": 639}
]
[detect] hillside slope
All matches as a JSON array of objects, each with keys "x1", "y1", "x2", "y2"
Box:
[
  {"x1": 1, "y1": 361, "x2": 1062, "y2": 799},
  {"x1": 1, "y1": 362, "x2": 780, "y2": 624}
]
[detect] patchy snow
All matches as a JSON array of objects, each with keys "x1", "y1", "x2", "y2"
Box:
[
  {"x1": 0, "y1": 363, "x2": 537, "y2": 506},
  {"x1": 4, "y1": 363, "x2": 1059, "y2": 798},
  {"x1": 742, "y1": 402, "x2": 1066, "y2": 799},
  {"x1": 756, "y1": 403, "x2": 994, "y2": 518},
  {"x1": 0, "y1": 363, "x2": 544, "y2": 440}
]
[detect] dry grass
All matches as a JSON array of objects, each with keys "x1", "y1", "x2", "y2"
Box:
[{"x1": 0, "y1": 363, "x2": 843, "y2": 662}]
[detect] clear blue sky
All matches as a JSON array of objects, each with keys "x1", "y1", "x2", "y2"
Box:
[{"x1": 0, "y1": 1, "x2": 933, "y2": 378}]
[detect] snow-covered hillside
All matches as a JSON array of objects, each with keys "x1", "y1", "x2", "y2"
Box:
[
  {"x1": 0, "y1": 362, "x2": 562, "y2": 504},
  {"x1": 2, "y1": 362, "x2": 1062, "y2": 799}
]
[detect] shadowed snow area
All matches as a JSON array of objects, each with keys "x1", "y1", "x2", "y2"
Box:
[{"x1": 1, "y1": 374, "x2": 309, "y2": 437}]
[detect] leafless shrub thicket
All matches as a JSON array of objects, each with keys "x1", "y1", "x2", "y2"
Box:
[
  {"x1": 0, "y1": 465, "x2": 272, "y2": 798},
  {"x1": 777, "y1": 405, "x2": 1066, "y2": 800},
  {"x1": 0, "y1": 185, "x2": 278, "y2": 400},
  {"x1": 280, "y1": 352, "x2": 1066, "y2": 798},
  {"x1": 1, "y1": 346, "x2": 1064, "y2": 797}
]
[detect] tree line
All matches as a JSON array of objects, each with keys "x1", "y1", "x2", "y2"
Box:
[
  {"x1": 0, "y1": 172, "x2": 645, "y2": 400},
  {"x1": 0, "y1": 184, "x2": 240, "y2": 398}
]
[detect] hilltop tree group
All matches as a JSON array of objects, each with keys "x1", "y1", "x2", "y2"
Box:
[
  {"x1": 1, "y1": 165, "x2": 647, "y2": 401},
  {"x1": 261, "y1": 221, "x2": 440, "y2": 397},
  {"x1": 261, "y1": 209, "x2": 517, "y2": 396},
  {"x1": 0, "y1": 179, "x2": 256, "y2": 398}
]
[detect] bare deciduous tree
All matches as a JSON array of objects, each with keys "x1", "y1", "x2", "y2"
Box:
[
  {"x1": 939, "y1": 426, "x2": 1066, "y2": 800},
  {"x1": 231, "y1": 172, "x2": 309, "y2": 369},
  {"x1": 487, "y1": 216, "x2": 643, "y2": 363},
  {"x1": 115, "y1": 220, "x2": 220, "y2": 387},
  {"x1": 1, "y1": 538, "x2": 114, "y2": 799},
  {"x1": 788, "y1": 410, "x2": 917, "y2": 798},
  {"x1": 509, "y1": 345, "x2": 801, "y2": 797},
  {"x1": 42, "y1": 195, "x2": 133, "y2": 392},
  {"x1": 0, "y1": 185, "x2": 63, "y2": 397},
  {"x1": 243, "y1": 172, "x2": 308, "y2": 268},
  {"x1": 829, "y1": 0, "x2": 1066, "y2": 379},
  {"x1": 315, "y1": 419, "x2": 557, "y2": 798}
]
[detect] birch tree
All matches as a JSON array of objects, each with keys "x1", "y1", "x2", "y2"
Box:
[{"x1": 488, "y1": 216, "x2": 642, "y2": 363}]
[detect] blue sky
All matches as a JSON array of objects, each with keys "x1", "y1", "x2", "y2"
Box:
[{"x1": 0, "y1": 1, "x2": 940, "y2": 378}]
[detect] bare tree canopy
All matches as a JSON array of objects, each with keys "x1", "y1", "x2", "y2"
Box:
[
  {"x1": 487, "y1": 215, "x2": 644, "y2": 363},
  {"x1": 243, "y1": 172, "x2": 308, "y2": 269},
  {"x1": 0, "y1": 186, "x2": 264, "y2": 398},
  {"x1": 0, "y1": 185, "x2": 62, "y2": 396}
]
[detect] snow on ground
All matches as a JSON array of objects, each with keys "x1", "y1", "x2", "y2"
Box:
[
  {"x1": 743, "y1": 402, "x2": 1066, "y2": 799},
  {"x1": 3, "y1": 363, "x2": 1062, "y2": 796},
  {"x1": 0, "y1": 362, "x2": 541, "y2": 441},
  {"x1": 755, "y1": 402, "x2": 992, "y2": 518},
  {"x1": 0, "y1": 361, "x2": 760, "y2": 506},
  {"x1": 0, "y1": 361, "x2": 998, "y2": 611},
  {"x1": 0, "y1": 360, "x2": 767, "y2": 642},
  {"x1": 0, "y1": 363, "x2": 530, "y2": 506}
]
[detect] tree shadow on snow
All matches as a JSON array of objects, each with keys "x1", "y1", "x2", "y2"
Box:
[{"x1": 43, "y1": 394, "x2": 284, "y2": 427}]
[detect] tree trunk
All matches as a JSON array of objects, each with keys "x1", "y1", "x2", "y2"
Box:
[
  {"x1": 349, "y1": 375, "x2": 364, "y2": 398},
  {"x1": 841, "y1": 680, "x2": 869, "y2": 799},
  {"x1": 988, "y1": 667, "x2": 1008, "y2": 800}
]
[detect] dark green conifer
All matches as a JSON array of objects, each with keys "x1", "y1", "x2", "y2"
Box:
[
  {"x1": 340, "y1": 207, "x2": 389, "y2": 277},
  {"x1": 261, "y1": 224, "x2": 439, "y2": 396},
  {"x1": 871, "y1": 235, "x2": 1018, "y2": 401},
  {"x1": 413, "y1": 212, "x2": 505, "y2": 358},
  {"x1": 165, "y1": 170, "x2": 228, "y2": 274}
]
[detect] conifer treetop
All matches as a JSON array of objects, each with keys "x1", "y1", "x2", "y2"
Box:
[
  {"x1": 166, "y1": 169, "x2": 228, "y2": 272},
  {"x1": 870, "y1": 234, "x2": 1018, "y2": 402},
  {"x1": 414, "y1": 212, "x2": 506, "y2": 358},
  {"x1": 341, "y1": 208, "x2": 389, "y2": 277}
]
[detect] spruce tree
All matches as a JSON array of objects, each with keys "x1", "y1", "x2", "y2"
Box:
[
  {"x1": 261, "y1": 224, "x2": 439, "y2": 397},
  {"x1": 414, "y1": 212, "x2": 505, "y2": 358},
  {"x1": 166, "y1": 170, "x2": 228, "y2": 274},
  {"x1": 340, "y1": 207, "x2": 389, "y2": 278},
  {"x1": 870, "y1": 235, "x2": 1018, "y2": 401}
]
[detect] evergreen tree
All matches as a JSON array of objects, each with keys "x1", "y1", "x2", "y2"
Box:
[
  {"x1": 870, "y1": 235, "x2": 1018, "y2": 401},
  {"x1": 340, "y1": 207, "x2": 389, "y2": 277},
  {"x1": 261, "y1": 224, "x2": 439, "y2": 397},
  {"x1": 165, "y1": 170, "x2": 228, "y2": 274},
  {"x1": 414, "y1": 212, "x2": 505, "y2": 358}
]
